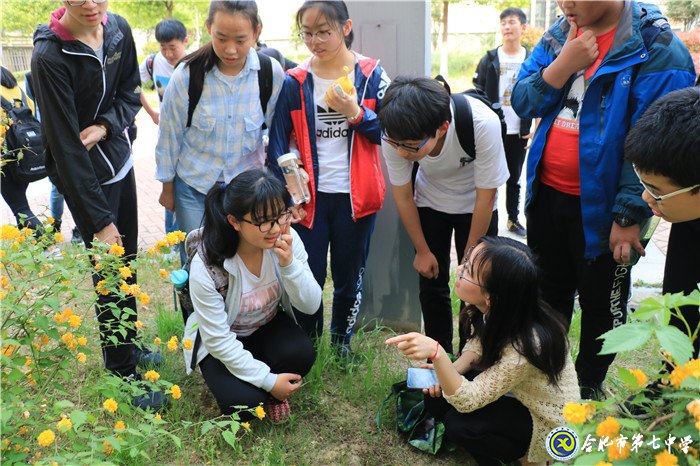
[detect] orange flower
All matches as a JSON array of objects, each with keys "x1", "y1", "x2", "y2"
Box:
[
  {"x1": 103, "y1": 398, "x2": 118, "y2": 413},
  {"x1": 182, "y1": 338, "x2": 193, "y2": 351},
  {"x1": 96, "y1": 280, "x2": 110, "y2": 295},
  {"x1": 67, "y1": 314, "x2": 82, "y2": 328},
  {"x1": 686, "y1": 399, "x2": 700, "y2": 419},
  {"x1": 159, "y1": 269, "x2": 167, "y2": 279},
  {"x1": 119, "y1": 267, "x2": 132, "y2": 279},
  {"x1": 77, "y1": 336, "x2": 87, "y2": 346},
  {"x1": 607, "y1": 440, "x2": 631, "y2": 460},
  {"x1": 138, "y1": 292, "x2": 150, "y2": 306},
  {"x1": 154, "y1": 337, "x2": 162, "y2": 346},
  {"x1": 562, "y1": 402, "x2": 595, "y2": 424},
  {"x1": 114, "y1": 420, "x2": 126, "y2": 430},
  {"x1": 655, "y1": 450, "x2": 679, "y2": 466},
  {"x1": 628, "y1": 368, "x2": 648, "y2": 387},
  {"x1": 170, "y1": 384, "x2": 181, "y2": 399},
  {"x1": 56, "y1": 418, "x2": 72, "y2": 432},
  {"x1": 135, "y1": 320, "x2": 143, "y2": 330},
  {"x1": 76, "y1": 352, "x2": 86, "y2": 363},
  {"x1": 37, "y1": 430, "x2": 55, "y2": 447},
  {"x1": 596, "y1": 417, "x2": 621, "y2": 438},
  {"x1": 102, "y1": 440, "x2": 113, "y2": 455},
  {"x1": 144, "y1": 370, "x2": 160, "y2": 383},
  {"x1": 108, "y1": 244, "x2": 125, "y2": 256}
]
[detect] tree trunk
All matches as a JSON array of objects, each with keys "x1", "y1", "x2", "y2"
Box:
[
  {"x1": 165, "y1": 0, "x2": 174, "y2": 18},
  {"x1": 440, "y1": 0, "x2": 449, "y2": 76}
]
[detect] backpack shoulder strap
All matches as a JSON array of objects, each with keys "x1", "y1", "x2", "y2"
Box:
[
  {"x1": 256, "y1": 51, "x2": 273, "y2": 130},
  {"x1": 0, "y1": 95, "x2": 13, "y2": 113},
  {"x1": 147, "y1": 53, "x2": 156, "y2": 80},
  {"x1": 186, "y1": 60, "x2": 205, "y2": 129},
  {"x1": 451, "y1": 94, "x2": 476, "y2": 160}
]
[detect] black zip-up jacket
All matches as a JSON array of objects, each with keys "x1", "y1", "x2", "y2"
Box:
[
  {"x1": 31, "y1": 9, "x2": 141, "y2": 233},
  {"x1": 473, "y1": 46, "x2": 532, "y2": 137}
]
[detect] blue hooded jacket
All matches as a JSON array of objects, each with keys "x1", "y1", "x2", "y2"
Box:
[{"x1": 512, "y1": 1, "x2": 695, "y2": 259}]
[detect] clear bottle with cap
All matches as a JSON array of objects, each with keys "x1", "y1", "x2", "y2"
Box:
[{"x1": 277, "y1": 152, "x2": 311, "y2": 204}]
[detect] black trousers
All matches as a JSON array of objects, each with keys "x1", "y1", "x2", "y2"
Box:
[
  {"x1": 664, "y1": 218, "x2": 700, "y2": 359},
  {"x1": 0, "y1": 171, "x2": 43, "y2": 231},
  {"x1": 199, "y1": 312, "x2": 316, "y2": 418},
  {"x1": 503, "y1": 134, "x2": 528, "y2": 222},
  {"x1": 527, "y1": 184, "x2": 630, "y2": 387},
  {"x1": 425, "y1": 372, "x2": 532, "y2": 466},
  {"x1": 64, "y1": 169, "x2": 139, "y2": 377},
  {"x1": 417, "y1": 207, "x2": 498, "y2": 355}
]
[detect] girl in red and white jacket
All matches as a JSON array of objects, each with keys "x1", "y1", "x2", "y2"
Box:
[{"x1": 267, "y1": 0, "x2": 390, "y2": 362}]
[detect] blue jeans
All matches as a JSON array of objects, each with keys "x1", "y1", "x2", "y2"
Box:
[
  {"x1": 165, "y1": 208, "x2": 178, "y2": 234},
  {"x1": 293, "y1": 192, "x2": 376, "y2": 347},
  {"x1": 50, "y1": 183, "x2": 64, "y2": 220},
  {"x1": 173, "y1": 175, "x2": 207, "y2": 265}
]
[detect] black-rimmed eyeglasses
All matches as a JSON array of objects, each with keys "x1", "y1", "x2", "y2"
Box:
[
  {"x1": 239, "y1": 210, "x2": 293, "y2": 233},
  {"x1": 67, "y1": 0, "x2": 107, "y2": 6},
  {"x1": 381, "y1": 132, "x2": 432, "y2": 154}
]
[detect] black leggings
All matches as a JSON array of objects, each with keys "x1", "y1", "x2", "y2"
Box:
[
  {"x1": 0, "y1": 171, "x2": 43, "y2": 231},
  {"x1": 425, "y1": 372, "x2": 532, "y2": 466},
  {"x1": 199, "y1": 312, "x2": 316, "y2": 418}
]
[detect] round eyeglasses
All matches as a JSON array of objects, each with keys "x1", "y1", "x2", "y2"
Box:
[
  {"x1": 239, "y1": 210, "x2": 293, "y2": 233},
  {"x1": 67, "y1": 0, "x2": 107, "y2": 6},
  {"x1": 381, "y1": 132, "x2": 432, "y2": 154},
  {"x1": 458, "y1": 246, "x2": 484, "y2": 287},
  {"x1": 298, "y1": 30, "x2": 333, "y2": 43}
]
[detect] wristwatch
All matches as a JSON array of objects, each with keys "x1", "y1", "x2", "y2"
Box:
[{"x1": 613, "y1": 214, "x2": 637, "y2": 228}]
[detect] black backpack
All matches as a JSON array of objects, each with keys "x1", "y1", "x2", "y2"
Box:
[
  {"x1": 435, "y1": 75, "x2": 507, "y2": 163},
  {"x1": 1, "y1": 89, "x2": 47, "y2": 182},
  {"x1": 186, "y1": 51, "x2": 273, "y2": 129}
]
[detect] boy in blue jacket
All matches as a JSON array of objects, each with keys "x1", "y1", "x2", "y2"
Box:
[{"x1": 511, "y1": 0, "x2": 695, "y2": 399}]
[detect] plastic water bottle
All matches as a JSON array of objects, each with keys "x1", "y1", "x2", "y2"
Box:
[{"x1": 277, "y1": 152, "x2": 311, "y2": 205}]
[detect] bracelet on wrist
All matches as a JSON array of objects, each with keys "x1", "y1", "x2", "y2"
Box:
[
  {"x1": 348, "y1": 107, "x2": 362, "y2": 124},
  {"x1": 431, "y1": 341, "x2": 440, "y2": 361}
]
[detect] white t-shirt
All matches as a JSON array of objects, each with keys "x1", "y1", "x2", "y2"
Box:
[
  {"x1": 382, "y1": 96, "x2": 509, "y2": 215},
  {"x1": 312, "y1": 71, "x2": 355, "y2": 193},
  {"x1": 229, "y1": 252, "x2": 282, "y2": 337},
  {"x1": 139, "y1": 52, "x2": 176, "y2": 101},
  {"x1": 497, "y1": 46, "x2": 527, "y2": 135}
]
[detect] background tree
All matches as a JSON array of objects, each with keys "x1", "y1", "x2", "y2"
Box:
[
  {"x1": 666, "y1": 0, "x2": 700, "y2": 31},
  {"x1": 0, "y1": 1, "x2": 55, "y2": 35}
]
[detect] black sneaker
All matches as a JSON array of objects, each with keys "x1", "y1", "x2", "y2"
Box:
[
  {"x1": 124, "y1": 373, "x2": 167, "y2": 411},
  {"x1": 71, "y1": 227, "x2": 83, "y2": 244},
  {"x1": 507, "y1": 219, "x2": 527, "y2": 238},
  {"x1": 620, "y1": 381, "x2": 665, "y2": 419},
  {"x1": 580, "y1": 382, "x2": 605, "y2": 401},
  {"x1": 333, "y1": 344, "x2": 364, "y2": 369},
  {"x1": 133, "y1": 346, "x2": 163, "y2": 367}
]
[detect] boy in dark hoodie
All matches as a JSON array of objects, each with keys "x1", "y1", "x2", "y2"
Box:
[
  {"x1": 31, "y1": 0, "x2": 162, "y2": 409},
  {"x1": 511, "y1": 0, "x2": 695, "y2": 400}
]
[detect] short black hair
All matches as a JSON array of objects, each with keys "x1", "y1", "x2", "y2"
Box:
[
  {"x1": 1, "y1": 66, "x2": 17, "y2": 88},
  {"x1": 500, "y1": 7, "x2": 527, "y2": 24},
  {"x1": 624, "y1": 87, "x2": 700, "y2": 190},
  {"x1": 155, "y1": 19, "x2": 187, "y2": 43},
  {"x1": 377, "y1": 76, "x2": 452, "y2": 141}
]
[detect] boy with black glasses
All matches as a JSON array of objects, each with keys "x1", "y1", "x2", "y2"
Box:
[{"x1": 377, "y1": 76, "x2": 508, "y2": 355}]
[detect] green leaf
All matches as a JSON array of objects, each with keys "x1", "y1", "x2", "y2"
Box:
[
  {"x1": 200, "y1": 421, "x2": 214, "y2": 435},
  {"x1": 616, "y1": 418, "x2": 640, "y2": 430},
  {"x1": 70, "y1": 410, "x2": 88, "y2": 428},
  {"x1": 574, "y1": 452, "x2": 606, "y2": 465},
  {"x1": 655, "y1": 326, "x2": 694, "y2": 366},
  {"x1": 617, "y1": 367, "x2": 639, "y2": 388},
  {"x1": 598, "y1": 323, "x2": 652, "y2": 355},
  {"x1": 680, "y1": 376, "x2": 700, "y2": 390},
  {"x1": 631, "y1": 297, "x2": 664, "y2": 321},
  {"x1": 221, "y1": 430, "x2": 237, "y2": 448}
]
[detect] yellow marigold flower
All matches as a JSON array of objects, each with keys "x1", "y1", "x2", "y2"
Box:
[
  {"x1": 114, "y1": 420, "x2": 126, "y2": 430},
  {"x1": 119, "y1": 267, "x2": 132, "y2": 279},
  {"x1": 61, "y1": 332, "x2": 75, "y2": 346},
  {"x1": 628, "y1": 368, "x2": 648, "y2": 387},
  {"x1": 596, "y1": 417, "x2": 621, "y2": 438},
  {"x1": 0, "y1": 275, "x2": 8, "y2": 288},
  {"x1": 686, "y1": 399, "x2": 700, "y2": 419},
  {"x1": 76, "y1": 352, "x2": 86, "y2": 363},
  {"x1": 0, "y1": 249, "x2": 5, "y2": 258},
  {"x1": 108, "y1": 244, "x2": 125, "y2": 256},
  {"x1": 37, "y1": 429, "x2": 55, "y2": 447},
  {"x1": 255, "y1": 405, "x2": 266, "y2": 420},
  {"x1": 94, "y1": 262, "x2": 103, "y2": 271},
  {"x1": 103, "y1": 398, "x2": 118, "y2": 413},
  {"x1": 1, "y1": 344, "x2": 17, "y2": 356},
  {"x1": 154, "y1": 413, "x2": 162, "y2": 421},
  {"x1": 1, "y1": 225, "x2": 21, "y2": 241},
  {"x1": 134, "y1": 320, "x2": 143, "y2": 330},
  {"x1": 61, "y1": 279, "x2": 71, "y2": 285},
  {"x1": 242, "y1": 422, "x2": 251, "y2": 430},
  {"x1": 53, "y1": 313, "x2": 65, "y2": 324},
  {"x1": 165, "y1": 232, "x2": 179, "y2": 246},
  {"x1": 182, "y1": 338, "x2": 193, "y2": 350},
  {"x1": 607, "y1": 440, "x2": 631, "y2": 460},
  {"x1": 40, "y1": 334, "x2": 50, "y2": 346},
  {"x1": 144, "y1": 370, "x2": 160, "y2": 383},
  {"x1": 159, "y1": 269, "x2": 167, "y2": 279},
  {"x1": 170, "y1": 384, "x2": 181, "y2": 399},
  {"x1": 562, "y1": 402, "x2": 594, "y2": 424},
  {"x1": 47, "y1": 216, "x2": 54, "y2": 225},
  {"x1": 56, "y1": 418, "x2": 72, "y2": 432},
  {"x1": 167, "y1": 340, "x2": 178, "y2": 352},
  {"x1": 154, "y1": 240, "x2": 168, "y2": 252},
  {"x1": 96, "y1": 279, "x2": 110, "y2": 295},
  {"x1": 655, "y1": 450, "x2": 679, "y2": 466},
  {"x1": 696, "y1": 420, "x2": 700, "y2": 432},
  {"x1": 686, "y1": 359, "x2": 700, "y2": 379},
  {"x1": 67, "y1": 314, "x2": 82, "y2": 328},
  {"x1": 154, "y1": 337, "x2": 162, "y2": 346},
  {"x1": 77, "y1": 336, "x2": 87, "y2": 346},
  {"x1": 147, "y1": 247, "x2": 156, "y2": 256},
  {"x1": 102, "y1": 440, "x2": 113, "y2": 455},
  {"x1": 62, "y1": 308, "x2": 74, "y2": 318},
  {"x1": 119, "y1": 281, "x2": 131, "y2": 294},
  {"x1": 138, "y1": 292, "x2": 150, "y2": 306},
  {"x1": 670, "y1": 365, "x2": 688, "y2": 388},
  {"x1": 24, "y1": 356, "x2": 32, "y2": 366},
  {"x1": 129, "y1": 284, "x2": 141, "y2": 296},
  {"x1": 54, "y1": 232, "x2": 64, "y2": 243}
]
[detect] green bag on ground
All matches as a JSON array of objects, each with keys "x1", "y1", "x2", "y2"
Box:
[{"x1": 376, "y1": 380, "x2": 446, "y2": 455}]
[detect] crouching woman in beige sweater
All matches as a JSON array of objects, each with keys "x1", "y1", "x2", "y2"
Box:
[{"x1": 387, "y1": 236, "x2": 579, "y2": 465}]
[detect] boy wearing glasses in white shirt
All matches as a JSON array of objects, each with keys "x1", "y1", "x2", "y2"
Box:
[
  {"x1": 378, "y1": 76, "x2": 509, "y2": 355},
  {"x1": 624, "y1": 87, "x2": 700, "y2": 382}
]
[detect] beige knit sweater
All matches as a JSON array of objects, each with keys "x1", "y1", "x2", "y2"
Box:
[{"x1": 443, "y1": 336, "x2": 580, "y2": 463}]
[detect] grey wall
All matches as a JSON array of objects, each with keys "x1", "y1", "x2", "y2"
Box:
[{"x1": 347, "y1": 1, "x2": 431, "y2": 332}]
